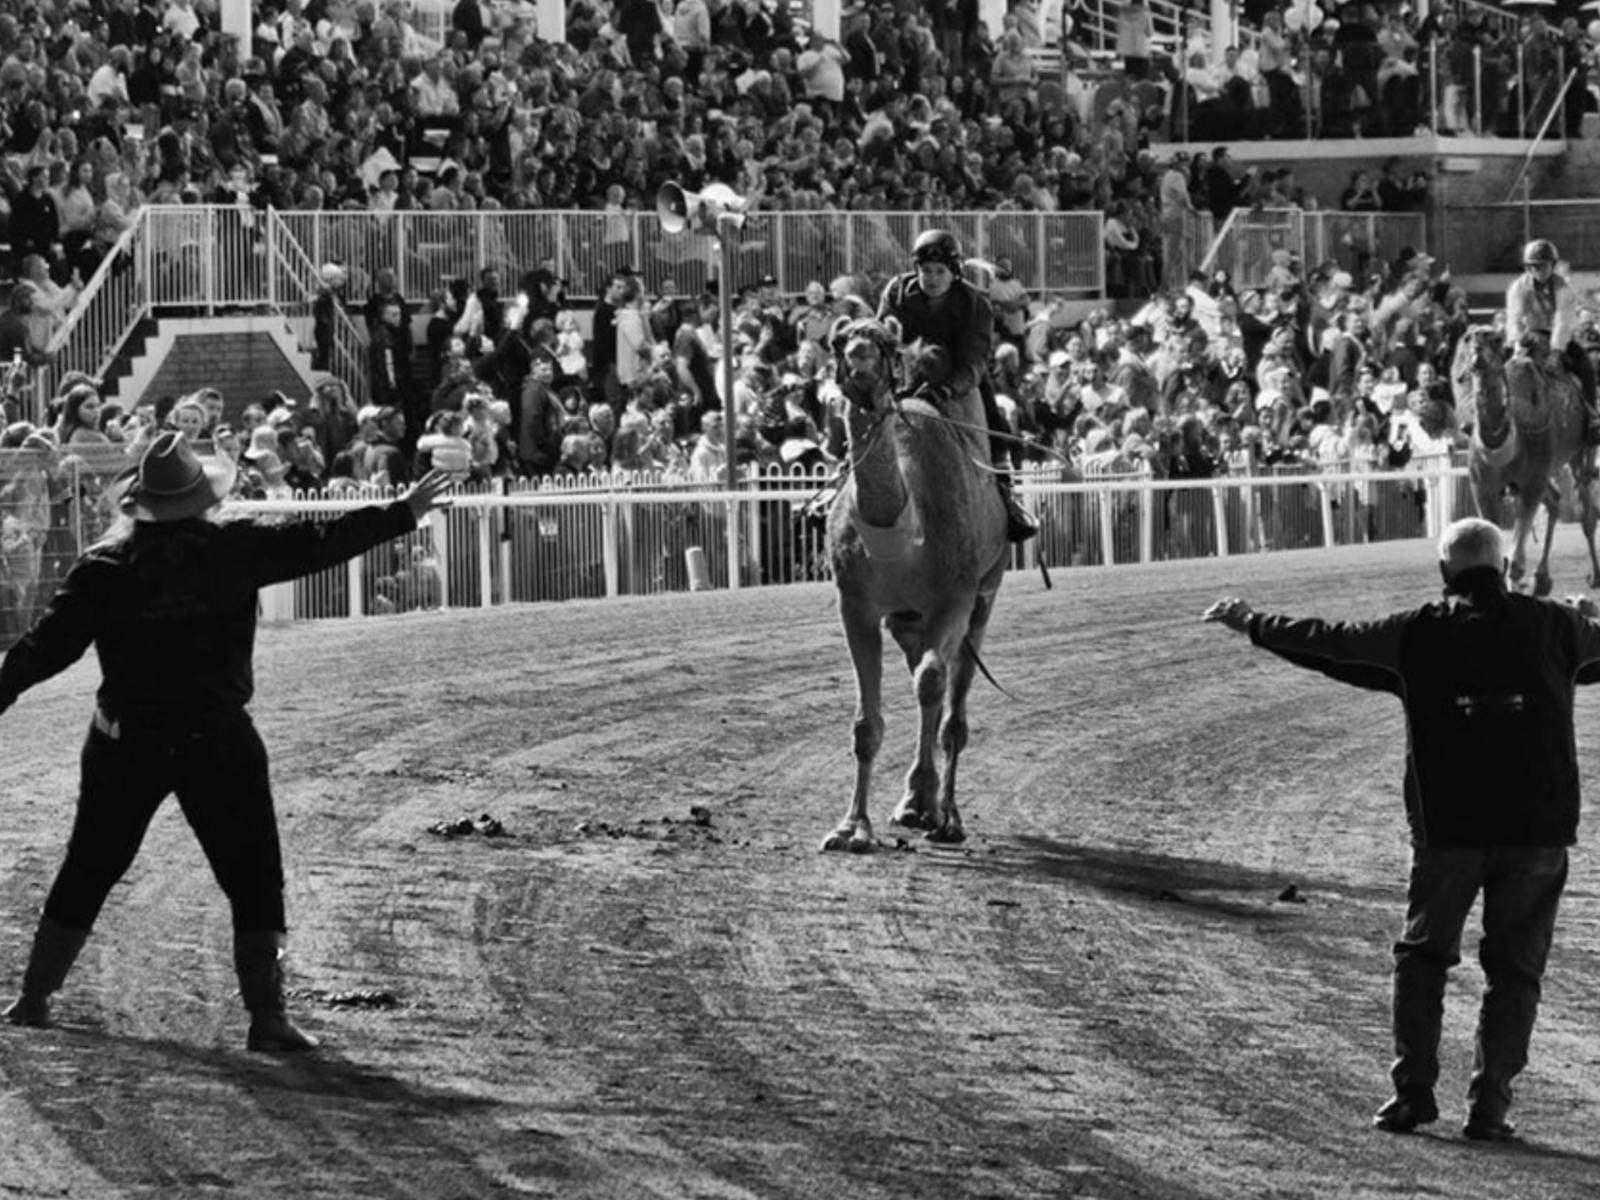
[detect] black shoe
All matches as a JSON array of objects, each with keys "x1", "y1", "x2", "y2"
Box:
[
  {"x1": 1373, "y1": 1091, "x2": 1439, "y2": 1133},
  {"x1": 1585, "y1": 416, "x2": 1600, "y2": 448},
  {"x1": 1004, "y1": 495, "x2": 1039, "y2": 543},
  {"x1": 1462, "y1": 1114, "x2": 1517, "y2": 1143}
]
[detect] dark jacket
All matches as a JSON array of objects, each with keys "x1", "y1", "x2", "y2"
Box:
[
  {"x1": 0, "y1": 503, "x2": 418, "y2": 722},
  {"x1": 876, "y1": 272, "x2": 995, "y2": 400},
  {"x1": 1247, "y1": 568, "x2": 1600, "y2": 849}
]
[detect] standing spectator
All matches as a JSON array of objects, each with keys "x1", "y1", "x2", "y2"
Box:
[
  {"x1": 361, "y1": 406, "x2": 412, "y2": 486},
  {"x1": 1116, "y1": 0, "x2": 1155, "y2": 80},
  {"x1": 312, "y1": 263, "x2": 346, "y2": 373},
  {"x1": 1203, "y1": 518, "x2": 1600, "y2": 1142},
  {"x1": 10, "y1": 167, "x2": 62, "y2": 275},
  {"x1": 614, "y1": 276, "x2": 654, "y2": 410},
  {"x1": 989, "y1": 257, "x2": 1031, "y2": 356},
  {"x1": 590, "y1": 272, "x2": 625, "y2": 409},
  {"x1": 0, "y1": 431, "x2": 453, "y2": 1052},
  {"x1": 369, "y1": 299, "x2": 409, "y2": 419},
  {"x1": 1204, "y1": 146, "x2": 1254, "y2": 222},
  {"x1": 1159, "y1": 152, "x2": 1199, "y2": 292}
]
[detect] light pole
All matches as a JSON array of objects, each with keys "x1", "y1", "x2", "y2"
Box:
[{"x1": 656, "y1": 182, "x2": 748, "y2": 590}]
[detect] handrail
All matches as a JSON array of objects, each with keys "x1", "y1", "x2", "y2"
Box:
[
  {"x1": 1198, "y1": 206, "x2": 1244, "y2": 277},
  {"x1": 48, "y1": 215, "x2": 143, "y2": 355},
  {"x1": 264, "y1": 209, "x2": 373, "y2": 405},
  {"x1": 1504, "y1": 67, "x2": 1580, "y2": 204}
]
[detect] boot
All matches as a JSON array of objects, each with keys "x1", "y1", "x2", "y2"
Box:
[
  {"x1": 3, "y1": 917, "x2": 90, "y2": 1028},
  {"x1": 234, "y1": 931, "x2": 318, "y2": 1053},
  {"x1": 997, "y1": 474, "x2": 1038, "y2": 543},
  {"x1": 1585, "y1": 403, "x2": 1600, "y2": 448}
]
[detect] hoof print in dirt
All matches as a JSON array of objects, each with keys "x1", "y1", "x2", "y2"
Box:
[
  {"x1": 427, "y1": 813, "x2": 509, "y2": 839},
  {"x1": 1277, "y1": 884, "x2": 1306, "y2": 904},
  {"x1": 288, "y1": 988, "x2": 401, "y2": 1010},
  {"x1": 575, "y1": 813, "x2": 726, "y2": 848}
]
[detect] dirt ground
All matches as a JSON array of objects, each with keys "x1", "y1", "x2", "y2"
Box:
[{"x1": 5, "y1": 529, "x2": 1600, "y2": 1199}]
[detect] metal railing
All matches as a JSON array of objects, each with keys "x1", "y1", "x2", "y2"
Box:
[
  {"x1": 42, "y1": 218, "x2": 146, "y2": 401},
  {"x1": 0, "y1": 452, "x2": 1476, "y2": 643},
  {"x1": 268, "y1": 208, "x2": 1106, "y2": 303},
  {"x1": 1200, "y1": 207, "x2": 1427, "y2": 290},
  {"x1": 263, "y1": 211, "x2": 373, "y2": 406}
]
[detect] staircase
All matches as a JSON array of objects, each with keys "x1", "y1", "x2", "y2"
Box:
[{"x1": 47, "y1": 207, "x2": 371, "y2": 413}]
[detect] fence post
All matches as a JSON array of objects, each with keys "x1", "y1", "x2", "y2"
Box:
[
  {"x1": 1139, "y1": 483, "x2": 1154, "y2": 564},
  {"x1": 1212, "y1": 485, "x2": 1229, "y2": 557},
  {"x1": 347, "y1": 556, "x2": 364, "y2": 618},
  {"x1": 476, "y1": 508, "x2": 494, "y2": 608},
  {"x1": 1098, "y1": 488, "x2": 1116, "y2": 565},
  {"x1": 602, "y1": 495, "x2": 620, "y2": 598},
  {"x1": 429, "y1": 509, "x2": 451, "y2": 610},
  {"x1": 1318, "y1": 481, "x2": 1335, "y2": 547}
]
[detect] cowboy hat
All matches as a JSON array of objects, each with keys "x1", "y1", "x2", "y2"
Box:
[{"x1": 120, "y1": 431, "x2": 236, "y2": 522}]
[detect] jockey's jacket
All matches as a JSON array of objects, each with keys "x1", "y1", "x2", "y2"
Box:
[
  {"x1": 876, "y1": 272, "x2": 995, "y2": 398},
  {"x1": 1505, "y1": 270, "x2": 1577, "y2": 352}
]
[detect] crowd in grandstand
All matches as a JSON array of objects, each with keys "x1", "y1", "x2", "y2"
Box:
[{"x1": 1, "y1": 0, "x2": 1597, "y2": 623}]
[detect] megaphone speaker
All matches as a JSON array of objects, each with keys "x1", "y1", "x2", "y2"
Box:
[{"x1": 657, "y1": 182, "x2": 690, "y2": 235}]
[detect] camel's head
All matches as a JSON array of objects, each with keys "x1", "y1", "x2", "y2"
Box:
[{"x1": 829, "y1": 315, "x2": 904, "y2": 410}]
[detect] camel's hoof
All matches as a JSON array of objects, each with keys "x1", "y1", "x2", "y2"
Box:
[
  {"x1": 924, "y1": 825, "x2": 967, "y2": 845},
  {"x1": 889, "y1": 808, "x2": 934, "y2": 831},
  {"x1": 820, "y1": 825, "x2": 876, "y2": 853}
]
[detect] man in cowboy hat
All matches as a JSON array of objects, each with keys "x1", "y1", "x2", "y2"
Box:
[{"x1": 0, "y1": 432, "x2": 453, "y2": 1053}]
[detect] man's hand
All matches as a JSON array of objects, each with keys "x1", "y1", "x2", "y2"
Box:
[
  {"x1": 403, "y1": 469, "x2": 455, "y2": 520},
  {"x1": 1202, "y1": 596, "x2": 1255, "y2": 633}
]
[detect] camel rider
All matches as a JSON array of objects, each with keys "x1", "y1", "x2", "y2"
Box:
[
  {"x1": 876, "y1": 229, "x2": 1039, "y2": 542},
  {"x1": 1505, "y1": 238, "x2": 1600, "y2": 447}
]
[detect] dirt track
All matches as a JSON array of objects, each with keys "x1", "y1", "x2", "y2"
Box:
[{"x1": 5, "y1": 531, "x2": 1600, "y2": 1198}]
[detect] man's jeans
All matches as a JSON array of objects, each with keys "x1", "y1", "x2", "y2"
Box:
[{"x1": 1391, "y1": 845, "x2": 1568, "y2": 1119}]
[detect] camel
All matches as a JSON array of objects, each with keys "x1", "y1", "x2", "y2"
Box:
[
  {"x1": 1448, "y1": 326, "x2": 1600, "y2": 595},
  {"x1": 821, "y1": 316, "x2": 1009, "y2": 852}
]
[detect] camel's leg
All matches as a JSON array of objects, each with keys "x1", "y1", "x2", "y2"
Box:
[
  {"x1": 928, "y1": 595, "x2": 996, "y2": 844},
  {"x1": 822, "y1": 602, "x2": 884, "y2": 854},
  {"x1": 1574, "y1": 457, "x2": 1600, "y2": 589},
  {"x1": 1509, "y1": 495, "x2": 1537, "y2": 592},
  {"x1": 1533, "y1": 486, "x2": 1560, "y2": 598},
  {"x1": 892, "y1": 644, "x2": 945, "y2": 832}
]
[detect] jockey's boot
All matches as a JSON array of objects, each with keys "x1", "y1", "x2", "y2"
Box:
[
  {"x1": 3, "y1": 917, "x2": 90, "y2": 1028},
  {"x1": 1585, "y1": 403, "x2": 1600, "y2": 448},
  {"x1": 997, "y1": 474, "x2": 1038, "y2": 543},
  {"x1": 235, "y1": 931, "x2": 318, "y2": 1053}
]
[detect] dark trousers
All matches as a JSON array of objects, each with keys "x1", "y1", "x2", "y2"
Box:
[
  {"x1": 1390, "y1": 845, "x2": 1567, "y2": 1118},
  {"x1": 42, "y1": 709, "x2": 287, "y2": 935},
  {"x1": 1562, "y1": 341, "x2": 1597, "y2": 411}
]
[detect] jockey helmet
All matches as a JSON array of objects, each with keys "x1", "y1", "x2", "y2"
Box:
[
  {"x1": 911, "y1": 228, "x2": 963, "y2": 271},
  {"x1": 1523, "y1": 239, "x2": 1558, "y2": 266}
]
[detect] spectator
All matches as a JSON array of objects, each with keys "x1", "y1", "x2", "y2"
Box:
[
  {"x1": 1204, "y1": 520, "x2": 1600, "y2": 1142},
  {"x1": 361, "y1": 405, "x2": 412, "y2": 486}
]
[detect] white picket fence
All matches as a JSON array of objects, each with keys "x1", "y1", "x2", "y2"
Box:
[{"x1": 218, "y1": 458, "x2": 1474, "y2": 625}]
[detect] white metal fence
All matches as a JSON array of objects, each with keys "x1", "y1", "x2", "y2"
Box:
[
  {"x1": 1201, "y1": 209, "x2": 1429, "y2": 291},
  {"x1": 218, "y1": 459, "x2": 1474, "y2": 625},
  {"x1": 0, "y1": 452, "x2": 1483, "y2": 639},
  {"x1": 270, "y1": 208, "x2": 1107, "y2": 303}
]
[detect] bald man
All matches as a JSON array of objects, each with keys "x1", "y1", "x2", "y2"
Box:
[{"x1": 1204, "y1": 517, "x2": 1600, "y2": 1142}]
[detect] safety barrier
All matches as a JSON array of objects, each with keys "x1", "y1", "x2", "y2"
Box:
[{"x1": 0, "y1": 450, "x2": 1477, "y2": 641}]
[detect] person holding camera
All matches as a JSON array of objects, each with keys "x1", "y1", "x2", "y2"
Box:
[{"x1": 1204, "y1": 517, "x2": 1600, "y2": 1141}]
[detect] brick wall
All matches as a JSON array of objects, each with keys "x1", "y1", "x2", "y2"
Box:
[{"x1": 136, "y1": 332, "x2": 305, "y2": 422}]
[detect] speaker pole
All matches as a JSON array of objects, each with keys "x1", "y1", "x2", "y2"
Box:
[{"x1": 716, "y1": 213, "x2": 740, "y2": 590}]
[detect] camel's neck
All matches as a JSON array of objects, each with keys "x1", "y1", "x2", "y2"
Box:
[
  {"x1": 846, "y1": 403, "x2": 907, "y2": 528},
  {"x1": 1476, "y1": 364, "x2": 1510, "y2": 443}
]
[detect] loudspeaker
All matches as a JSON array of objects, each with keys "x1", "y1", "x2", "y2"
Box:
[{"x1": 656, "y1": 182, "x2": 748, "y2": 236}]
